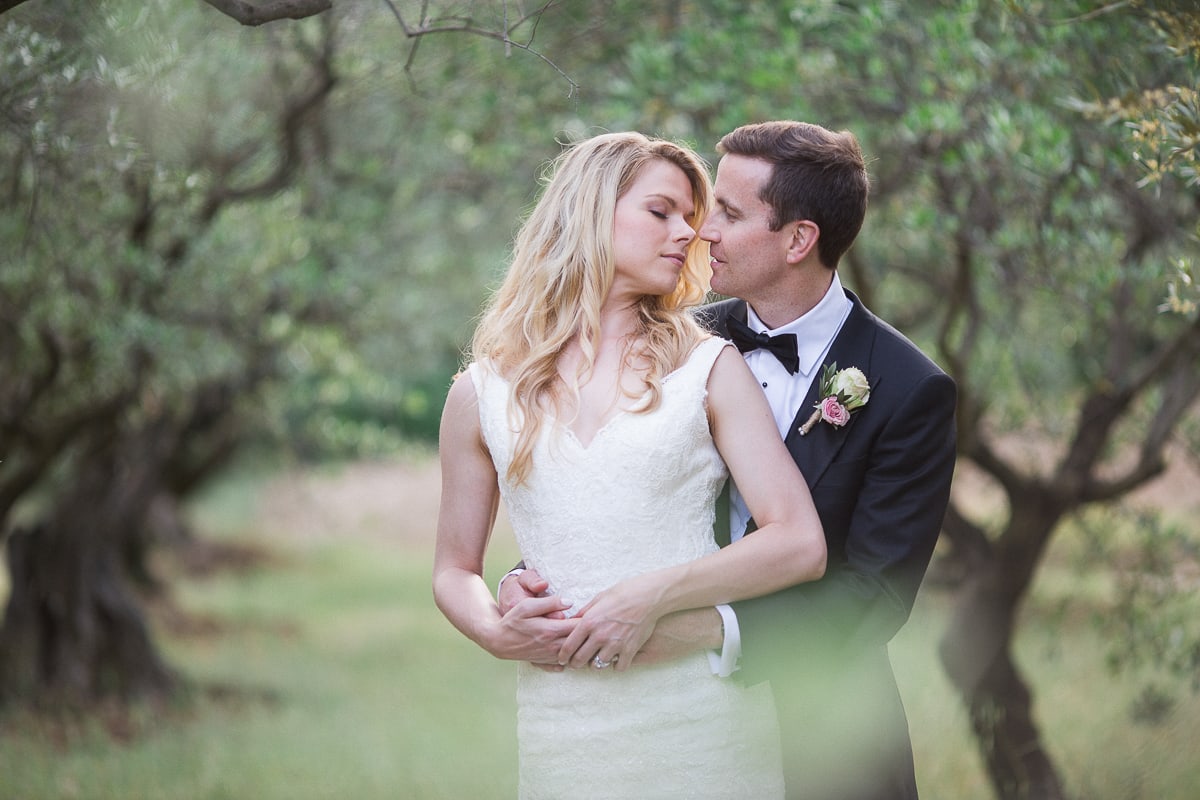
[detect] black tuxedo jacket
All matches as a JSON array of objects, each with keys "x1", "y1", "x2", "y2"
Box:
[{"x1": 701, "y1": 289, "x2": 957, "y2": 800}]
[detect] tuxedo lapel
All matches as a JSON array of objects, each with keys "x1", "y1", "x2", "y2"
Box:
[
  {"x1": 783, "y1": 291, "x2": 878, "y2": 488},
  {"x1": 711, "y1": 292, "x2": 879, "y2": 489}
]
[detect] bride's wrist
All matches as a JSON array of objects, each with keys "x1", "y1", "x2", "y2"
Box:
[
  {"x1": 476, "y1": 614, "x2": 513, "y2": 658},
  {"x1": 642, "y1": 571, "x2": 687, "y2": 620}
]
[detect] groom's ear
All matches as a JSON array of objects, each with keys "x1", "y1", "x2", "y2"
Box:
[{"x1": 785, "y1": 220, "x2": 819, "y2": 264}]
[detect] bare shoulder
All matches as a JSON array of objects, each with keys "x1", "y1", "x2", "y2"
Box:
[
  {"x1": 443, "y1": 369, "x2": 478, "y2": 412},
  {"x1": 706, "y1": 344, "x2": 757, "y2": 397},
  {"x1": 705, "y1": 346, "x2": 773, "y2": 434},
  {"x1": 439, "y1": 369, "x2": 485, "y2": 448}
]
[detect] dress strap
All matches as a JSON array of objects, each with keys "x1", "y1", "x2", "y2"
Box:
[{"x1": 669, "y1": 336, "x2": 732, "y2": 387}]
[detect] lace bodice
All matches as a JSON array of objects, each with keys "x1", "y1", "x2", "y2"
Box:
[{"x1": 470, "y1": 336, "x2": 728, "y2": 616}]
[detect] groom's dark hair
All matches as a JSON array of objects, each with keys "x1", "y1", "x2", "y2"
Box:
[{"x1": 717, "y1": 121, "x2": 869, "y2": 270}]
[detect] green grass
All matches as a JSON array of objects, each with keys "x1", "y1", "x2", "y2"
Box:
[
  {"x1": 0, "y1": 534, "x2": 525, "y2": 800},
  {"x1": 1, "y1": 463, "x2": 1197, "y2": 799}
]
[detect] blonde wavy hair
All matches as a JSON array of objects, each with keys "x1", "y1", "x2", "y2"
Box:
[{"x1": 470, "y1": 131, "x2": 714, "y2": 484}]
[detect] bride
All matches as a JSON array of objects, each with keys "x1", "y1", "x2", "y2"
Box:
[{"x1": 433, "y1": 131, "x2": 826, "y2": 798}]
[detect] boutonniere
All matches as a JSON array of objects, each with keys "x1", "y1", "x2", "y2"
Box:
[{"x1": 799, "y1": 363, "x2": 871, "y2": 435}]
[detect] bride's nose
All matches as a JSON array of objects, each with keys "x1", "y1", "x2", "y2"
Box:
[{"x1": 674, "y1": 219, "x2": 696, "y2": 243}]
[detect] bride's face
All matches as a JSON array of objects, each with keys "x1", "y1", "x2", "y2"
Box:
[{"x1": 609, "y1": 159, "x2": 698, "y2": 300}]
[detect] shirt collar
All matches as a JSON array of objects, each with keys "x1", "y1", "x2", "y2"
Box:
[{"x1": 746, "y1": 272, "x2": 853, "y2": 379}]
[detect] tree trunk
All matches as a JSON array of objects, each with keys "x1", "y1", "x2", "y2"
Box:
[
  {"x1": 940, "y1": 568, "x2": 1069, "y2": 800},
  {"x1": 0, "y1": 440, "x2": 175, "y2": 706},
  {"x1": 0, "y1": 526, "x2": 173, "y2": 705},
  {"x1": 0, "y1": 379, "x2": 250, "y2": 707},
  {"x1": 967, "y1": 643, "x2": 1068, "y2": 800}
]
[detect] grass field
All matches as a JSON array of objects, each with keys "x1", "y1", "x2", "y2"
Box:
[{"x1": 1, "y1": 457, "x2": 1197, "y2": 799}]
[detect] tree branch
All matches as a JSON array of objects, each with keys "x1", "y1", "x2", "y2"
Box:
[
  {"x1": 964, "y1": 434, "x2": 1031, "y2": 501},
  {"x1": 930, "y1": 498, "x2": 995, "y2": 587},
  {"x1": 200, "y1": 0, "x2": 332, "y2": 26},
  {"x1": 1119, "y1": 304, "x2": 1200, "y2": 401},
  {"x1": 382, "y1": 0, "x2": 579, "y2": 97},
  {"x1": 1081, "y1": 316, "x2": 1200, "y2": 501},
  {"x1": 0, "y1": 385, "x2": 137, "y2": 525},
  {"x1": 0, "y1": 326, "x2": 61, "y2": 447},
  {"x1": 166, "y1": 20, "x2": 337, "y2": 258}
]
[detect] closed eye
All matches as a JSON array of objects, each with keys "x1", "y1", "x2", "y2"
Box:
[{"x1": 714, "y1": 201, "x2": 739, "y2": 222}]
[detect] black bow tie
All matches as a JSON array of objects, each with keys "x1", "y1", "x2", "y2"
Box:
[{"x1": 726, "y1": 316, "x2": 800, "y2": 374}]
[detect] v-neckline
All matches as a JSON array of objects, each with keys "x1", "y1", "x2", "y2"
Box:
[
  {"x1": 560, "y1": 391, "x2": 649, "y2": 450},
  {"x1": 557, "y1": 356, "x2": 695, "y2": 450}
]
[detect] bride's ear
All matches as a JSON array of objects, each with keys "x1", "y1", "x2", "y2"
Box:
[{"x1": 785, "y1": 221, "x2": 819, "y2": 264}]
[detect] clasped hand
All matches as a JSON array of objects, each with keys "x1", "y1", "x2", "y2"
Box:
[
  {"x1": 500, "y1": 570, "x2": 665, "y2": 672},
  {"x1": 493, "y1": 591, "x2": 579, "y2": 668}
]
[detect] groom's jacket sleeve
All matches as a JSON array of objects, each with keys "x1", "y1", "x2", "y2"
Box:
[{"x1": 730, "y1": 333, "x2": 957, "y2": 684}]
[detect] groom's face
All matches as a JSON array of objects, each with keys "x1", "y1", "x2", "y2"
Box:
[{"x1": 700, "y1": 155, "x2": 795, "y2": 306}]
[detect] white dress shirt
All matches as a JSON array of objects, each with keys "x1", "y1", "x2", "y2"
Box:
[{"x1": 710, "y1": 273, "x2": 852, "y2": 677}]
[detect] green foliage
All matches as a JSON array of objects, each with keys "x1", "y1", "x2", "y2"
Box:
[
  {"x1": 271, "y1": 335, "x2": 451, "y2": 457},
  {"x1": 1159, "y1": 257, "x2": 1197, "y2": 316},
  {"x1": 1099, "y1": 508, "x2": 1200, "y2": 687},
  {"x1": 3, "y1": 6, "x2": 321, "y2": 424},
  {"x1": 6, "y1": 0, "x2": 1195, "y2": 462}
]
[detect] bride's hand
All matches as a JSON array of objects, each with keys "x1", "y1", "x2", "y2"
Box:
[{"x1": 556, "y1": 573, "x2": 666, "y2": 672}]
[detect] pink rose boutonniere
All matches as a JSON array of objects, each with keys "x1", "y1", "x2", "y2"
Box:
[{"x1": 799, "y1": 363, "x2": 871, "y2": 436}]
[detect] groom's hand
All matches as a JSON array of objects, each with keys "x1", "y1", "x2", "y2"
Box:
[
  {"x1": 498, "y1": 569, "x2": 566, "y2": 618},
  {"x1": 634, "y1": 608, "x2": 724, "y2": 666},
  {"x1": 498, "y1": 568, "x2": 571, "y2": 672}
]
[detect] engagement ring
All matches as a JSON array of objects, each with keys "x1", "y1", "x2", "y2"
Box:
[{"x1": 592, "y1": 656, "x2": 613, "y2": 669}]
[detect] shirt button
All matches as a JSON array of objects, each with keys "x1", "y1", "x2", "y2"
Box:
[{"x1": 761, "y1": 382, "x2": 768, "y2": 388}]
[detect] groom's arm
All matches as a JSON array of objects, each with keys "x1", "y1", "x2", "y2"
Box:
[
  {"x1": 733, "y1": 368, "x2": 956, "y2": 683},
  {"x1": 634, "y1": 607, "x2": 725, "y2": 664}
]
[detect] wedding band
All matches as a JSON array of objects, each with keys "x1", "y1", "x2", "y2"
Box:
[{"x1": 592, "y1": 656, "x2": 613, "y2": 669}]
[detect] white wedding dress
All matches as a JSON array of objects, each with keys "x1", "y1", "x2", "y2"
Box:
[{"x1": 469, "y1": 337, "x2": 784, "y2": 799}]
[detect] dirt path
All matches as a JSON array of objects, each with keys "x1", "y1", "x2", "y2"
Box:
[{"x1": 250, "y1": 458, "x2": 446, "y2": 545}]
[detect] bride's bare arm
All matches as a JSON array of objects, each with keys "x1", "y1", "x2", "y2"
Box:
[
  {"x1": 433, "y1": 375, "x2": 578, "y2": 662},
  {"x1": 559, "y1": 347, "x2": 825, "y2": 670}
]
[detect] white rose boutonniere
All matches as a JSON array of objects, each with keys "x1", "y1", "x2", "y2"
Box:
[{"x1": 799, "y1": 363, "x2": 871, "y2": 436}]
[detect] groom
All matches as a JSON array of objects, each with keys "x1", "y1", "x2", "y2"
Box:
[{"x1": 503, "y1": 121, "x2": 956, "y2": 800}]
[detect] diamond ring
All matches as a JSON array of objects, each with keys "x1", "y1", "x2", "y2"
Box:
[{"x1": 592, "y1": 656, "x2": 613, "y2": 669}]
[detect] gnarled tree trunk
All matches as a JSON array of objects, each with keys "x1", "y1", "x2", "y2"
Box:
[
  {"x1": 0, "y1": 433, "x2": 175, "y2": 705},
  {"x1": 940, "y1": 569, "x2": 1068, "y2": 800},
  {"x1": 939, "y1": 493, "x2": 1070, "y2": 800}
]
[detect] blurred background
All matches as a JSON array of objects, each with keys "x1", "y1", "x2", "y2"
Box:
[{"x1": 1, "y1": 1, "x2": 1198, "y2": 798}]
